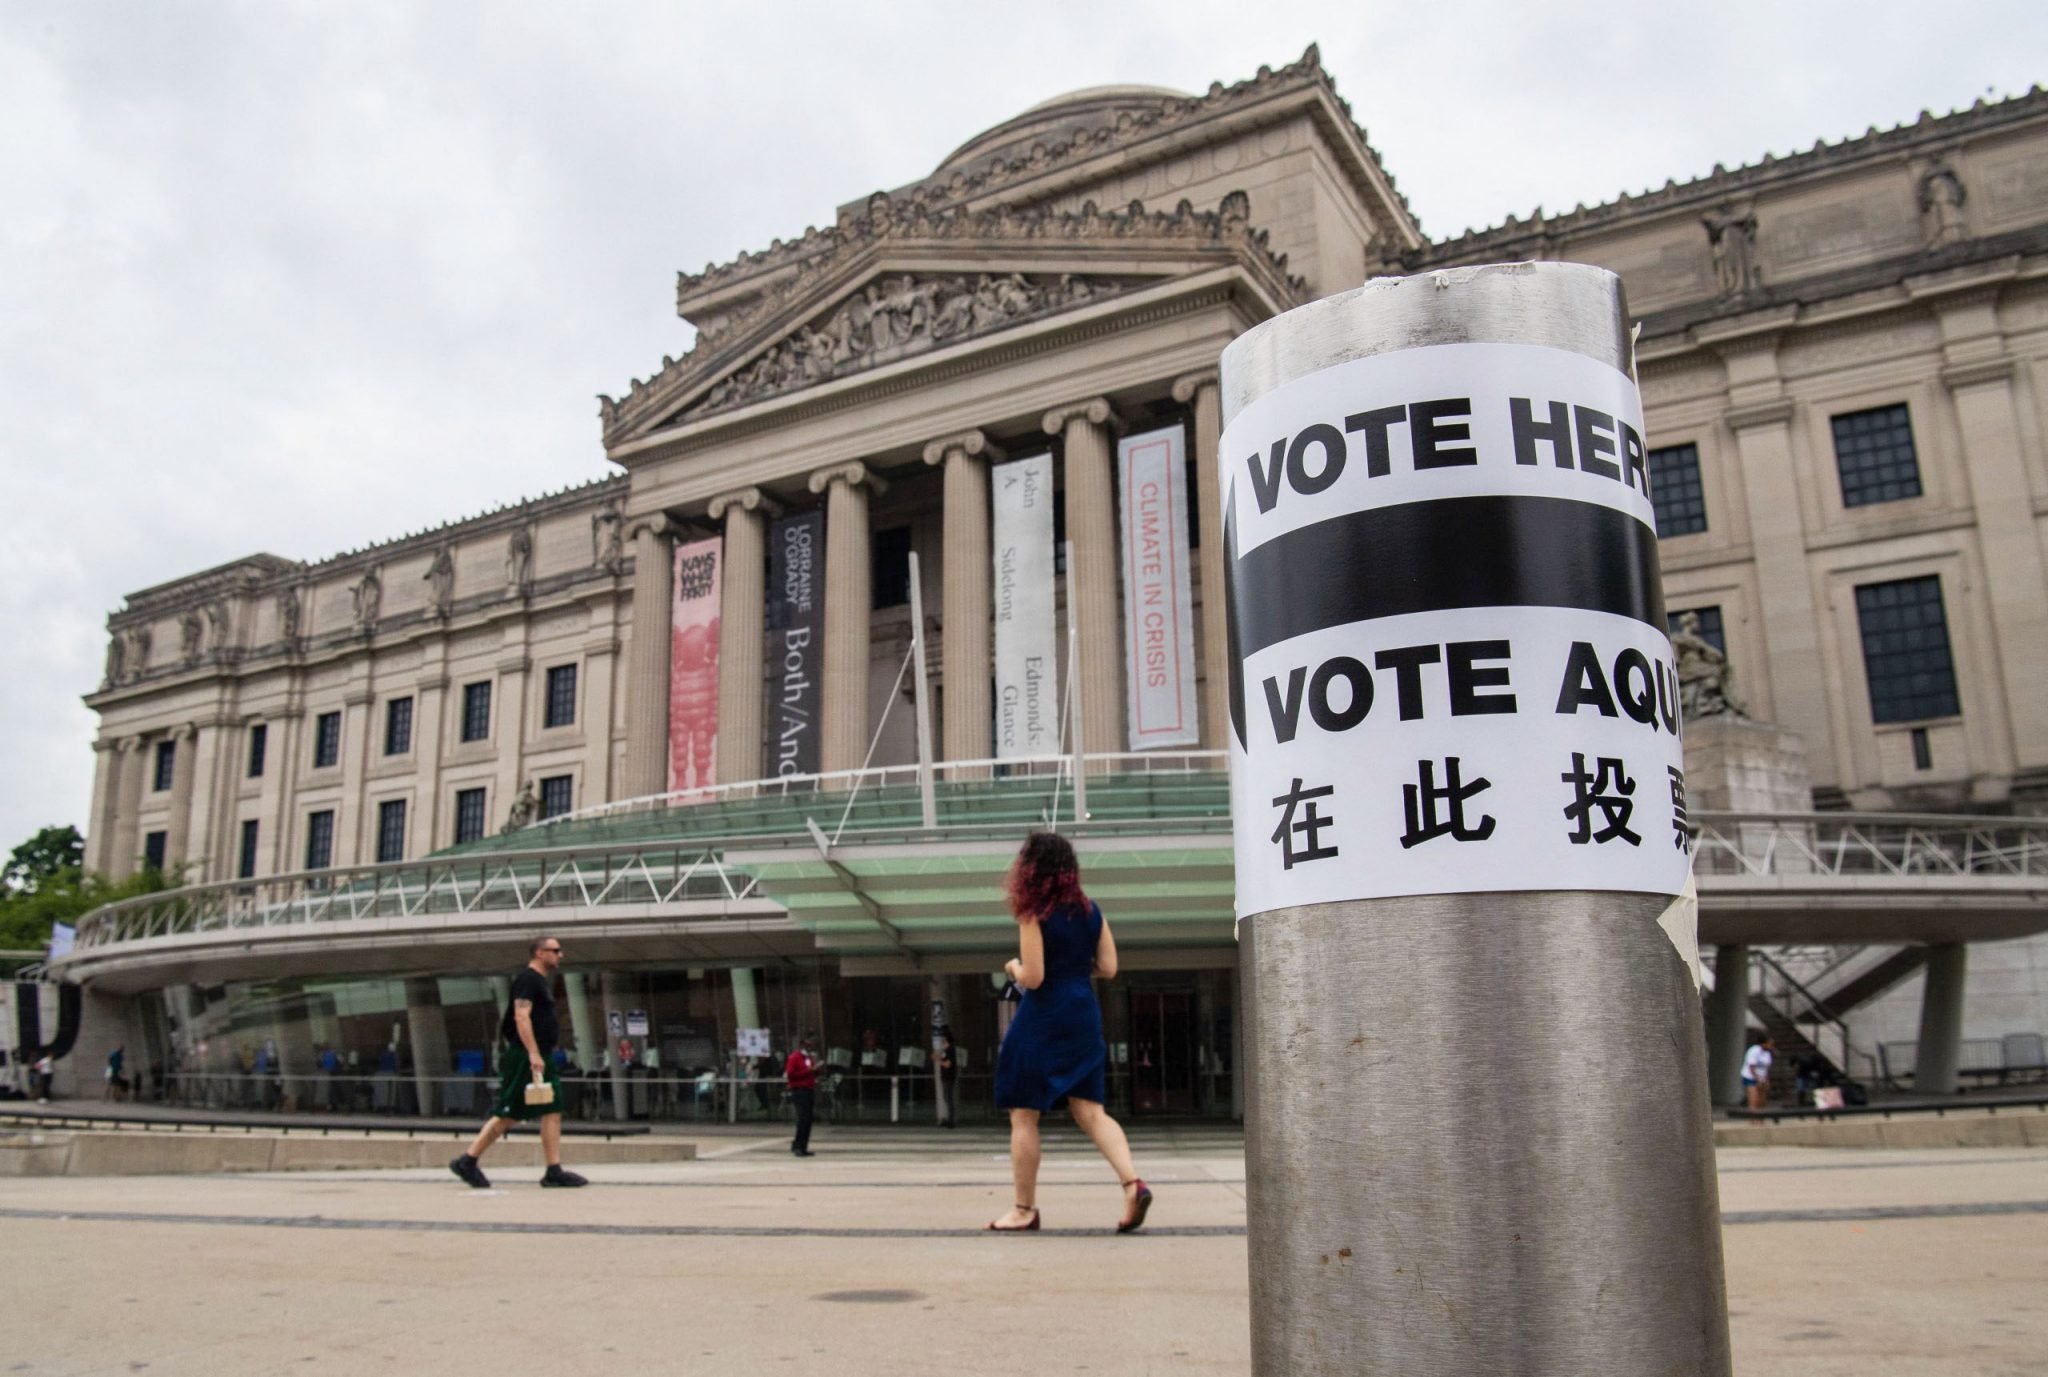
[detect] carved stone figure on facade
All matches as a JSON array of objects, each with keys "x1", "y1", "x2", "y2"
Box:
[
  {"x1": 591, "y1": 503, "x2": 625, "y2": 574},
  {"x1": 506, "y1": 527, "x2": 533, "y2": 595},
  {"x1": 1702, "y1": 204, "x2": 1760, "y2": 297},
  {"x1": 1672, "y1": 611, "x2": 1745, "y2": 721},
  {"x1": 103, "y1": 632, "x2": 125, "y2": 688},
  {"x1": 203, "y1": 600, "x2": 230, "y2": 660},
  {"x1": 125, "y1": 624, "x2": 152, "y2": 678},
  {"x1": 178, "y1": 610, "x2": 204, "y2": 665},
  {"x1": 502, "y1": 780, "x2": 538, "y2": 833},
  {"x1": 277, "y1": 587, "x2": 302, "y2": 643},
  {"x1": 1919, "y1": 165, "x2": 1967, "y2": 247},
  {"x1": 424, "y1": 547, "x2": 455, "y2": 618},
  {"x1": 351, "y1": 568, "x2": 382, "y2": 631}
]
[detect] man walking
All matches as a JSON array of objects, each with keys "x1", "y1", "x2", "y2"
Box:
[
  {"x1": 450, "y1": 935, "x2": 587, "y2": 1189},
  {"x1": 785, "y1": 1031, "x2": 820, "y2": 1157},
  {"x1": 1742, "y1": 1035, "x2": 1776, "y2": 1112}
]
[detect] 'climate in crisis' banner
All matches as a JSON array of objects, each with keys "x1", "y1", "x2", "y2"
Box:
[
  {"x1": 1118, "y1": 424, "x2": 1200, "y2": 750},
  {"x1": 668, "y1": 537, "x2": 722, "y2": 794}
]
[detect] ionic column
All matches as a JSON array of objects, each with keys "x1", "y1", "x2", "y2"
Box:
[
  {"x1": 1174, "y1": 369, "x2": 1228, "y2": 753},
  {"x1": 922, "y1": 430, "x2": 1004, "y2": 765},
  {"x1": 1043, "y1": 398, "x2": 1123, "y2": 768},
  {"x1": 162, "y1": 723, "x2": 199, "y2": 874},
  {"x1": 110, "y1": 735, "x2": 147, "y2": 879},
  {"x1": 621, "y1": 513, "x2": 674, "y2": 799},
  {"x1": 87, "y1": 739, "x2": 120, "y2": 875},
  {"x1": 807, "y1": 462, "x2": 888, "y2": 776},
  {"x1": 709, "y1": 487, "x2": 781, "y2": 784}
]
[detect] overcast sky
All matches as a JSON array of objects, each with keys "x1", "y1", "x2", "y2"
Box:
[{"x1": 3, "y1": 1, "x2": 2043, "y2": 856}]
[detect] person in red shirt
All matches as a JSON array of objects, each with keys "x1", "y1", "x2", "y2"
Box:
[{"x1": 784, "y1": 1031, "x2": 820, "y2": 1157}]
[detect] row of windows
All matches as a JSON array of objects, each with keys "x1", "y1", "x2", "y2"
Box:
[
  {"x1": 1668, "y1": 572, "x2": 1960, "y2": 731},
  {"x1": 1647, "y1": 402, "x2": 1926, "y2": 540},
  {"x1": 231, "y1": 667, "x2": 582, "y2": 780},
  {"x1": 266, "y1": 777, "x2": 578, "y2": 875}
]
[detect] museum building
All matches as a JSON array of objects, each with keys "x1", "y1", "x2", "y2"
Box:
[{"x1": 48, "y1": 50, "x2": 2048, "y2": 1118}]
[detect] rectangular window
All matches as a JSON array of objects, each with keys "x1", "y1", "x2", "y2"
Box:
[
  {"x1": 454, "y1": 787, "x2": 488, "y2": 845},
  {"x1": 1854, "y1": 575, "x2": 1960, "y2": 723},
  {"x1": 376, "y1": 799, "x2": 407, "y2": 863},
  {"x1": 544, "y1": 665, "x2": 578, "y2": 729},
  {"x1": 1667, "y1": 605, "x2": 1726, "y2": 655},
  {"x1": 1910, "y1": 726, "x2": 1933, "y2": 771},
  {"x1": 143, "y1": 830, "x2": 167, "y2": 873},
  {"x1": 539, "y1": 775, "x2": 574, "y2": 821},
  {"x1": 238, "y1": 820, "x2": 260, "y2": 879},
  {"x1": 461, "y1": 681, "x2": 492, "y2": 743},
  {"x1": 247, "y1": 723, "x2": 267, "y2": 778},
  {"x1": 312, "y1": 711, "x2": 341, "y2": 769},
  {"x1": 304, "y1": 810, "x2": 335, "y2": 871},
  {"x1": 1832, "y1": 404, "x2": 1923, "y2": 508},
  {"x1": 153, "y1": 740, "x2": 176, "y2": 792},
  {"x1": 872, "y1": 525, "x2": 913, "y2": 610},
  {"x1": 384, "y1": 697, "x2": 414, "y2": 756},
  {"x1": 1647, "y1": 442, "x2": 1707, "y2": 537}
]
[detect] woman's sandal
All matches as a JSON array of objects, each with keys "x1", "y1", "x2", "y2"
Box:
[
  {"x1": 1116, "y1": 1178, "x2": 1154, "y2": 1234},
  {"x1": 987, "y1": 1204, "x2": 1041, "y2": 1232}
]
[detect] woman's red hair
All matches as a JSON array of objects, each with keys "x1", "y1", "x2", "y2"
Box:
[{"x1": 1005, "y1": 831, "x2": 1087, "y2": 922}]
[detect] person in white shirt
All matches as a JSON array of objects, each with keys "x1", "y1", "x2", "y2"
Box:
[{"x1": 1741, "y1": 1037, "x2": 1776, "y2": 1111}]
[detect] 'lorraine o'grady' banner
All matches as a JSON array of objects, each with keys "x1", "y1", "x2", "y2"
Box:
[
  {"x1": 1222, "y1": 340, "x2": 1689, "y2": 919},
  {"x1": 768, "y1": 510, "x2": 823, "y2": 778},
  {"x1": 668, "y1": 537, "x2": 722, "y2": 794},
  {"x1": 1119, "y1": 424, "x2": 1200, "y2": 750},
  {"x1": 992, "y1": 453, "x2": 1058, "y2": 758}
]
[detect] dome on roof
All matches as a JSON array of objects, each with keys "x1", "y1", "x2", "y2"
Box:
[{"x1": 935, "y1": 84, "x2": 1192, "y2": 179}]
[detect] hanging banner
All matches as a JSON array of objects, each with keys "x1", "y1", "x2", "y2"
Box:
[
  {"x1": 767, "y1": 510, "x2": 824, "y2": 777},
  {"x1": 667, "y1": 537, "x2": 722, "y2": 794},
  {"x1": 991, "y1": 453, "x2": 1058, "y2": 758},
  {"x1": 1118, "y1": 424, "x2": 1200, "y2": 749}
]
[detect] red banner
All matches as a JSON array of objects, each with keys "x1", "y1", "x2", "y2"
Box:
[{"x1": 668, "y1": 538, "x2": 722, "y2": 793}]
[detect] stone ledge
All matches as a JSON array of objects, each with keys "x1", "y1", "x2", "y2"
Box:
[{"x1": 0, "y1": 1130, "x2": 697, "y2": 1177}]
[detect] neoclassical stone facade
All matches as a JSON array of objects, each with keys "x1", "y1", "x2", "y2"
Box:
[{"x1": 87, "y1": 50, "x2": 2048, "y2": 868}]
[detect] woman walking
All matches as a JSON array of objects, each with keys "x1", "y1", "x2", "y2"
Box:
[{"x1": 988, "y1": 832, "x2": 1153, "y2": 1234}]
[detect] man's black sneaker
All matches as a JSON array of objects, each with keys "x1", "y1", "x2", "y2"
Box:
[
  {"x1": 541, "y1": 1165, "x2": 588, "y2": 1188},
  {"x1": 449, "y1": 1155, "x2": 491, "y2": 1189},
  {"x1": 792, "y1": 1148, "x2": 815, "y2": 1157}
]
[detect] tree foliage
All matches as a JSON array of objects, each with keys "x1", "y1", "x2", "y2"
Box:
[
  {"x1": 0, "y1": 825, "x2": 168, "y2": 960},
  {"x1": 4, "y1": 825, "x2": 85, "y2": 894}
]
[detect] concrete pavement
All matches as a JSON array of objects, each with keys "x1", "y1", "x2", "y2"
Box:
[{"x1": 0, "y1": 1126, "x2": 2042, "y2": 1375}]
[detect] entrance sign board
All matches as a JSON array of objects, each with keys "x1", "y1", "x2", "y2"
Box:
[
  {"x1": 1118, "y1": 424, "x2": 1200, "y2": 750},
  {"x1": 991, "y1": 453, "x2": 1058, "y2": 758},
  {"x1": 1222, "y1": 340, "x2": 1689, "y2": 918}
]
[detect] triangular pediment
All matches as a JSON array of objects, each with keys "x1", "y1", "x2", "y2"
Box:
[{"x1": 601, "y1": 192, "x2": 1304, "y2": 444}]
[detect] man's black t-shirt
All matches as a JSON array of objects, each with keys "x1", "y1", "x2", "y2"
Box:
[{"x1": 500, "y1": 967, "x2": 559, "y2": 1053}]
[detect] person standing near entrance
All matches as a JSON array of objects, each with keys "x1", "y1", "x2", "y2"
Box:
[
  {"x1": 1742, "y1": 1035, "x2": 1776, "y2": 1112},
  {"x1": 785, "y1": 1032, "x2": 820, "y2": 1156},
  {"x1": 989, "y1": 832, "x2": 1152, "y2": 1233},
  {"x1": 450, "y1": 935, "x2": 587, "y2": 1189}
]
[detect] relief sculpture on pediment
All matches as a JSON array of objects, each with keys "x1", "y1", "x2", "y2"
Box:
[{"x1": 686, "y1": 272, "x2": 1117, "y2": 420}]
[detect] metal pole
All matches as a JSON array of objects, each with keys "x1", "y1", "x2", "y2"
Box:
[
  {"x1": 1222, "y1": 263, "x2": 1729, "y2": 1376},
  {"x1": 907, "y1": 551, "x2": 938, "y2": 830},
  {"x1": 1065, "y1": 539, "x2": 1088, "y2": 824}
]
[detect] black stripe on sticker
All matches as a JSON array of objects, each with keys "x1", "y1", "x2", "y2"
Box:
[{"x1": 1225, "y1": 493, "x2": 1665, "y2": 749}]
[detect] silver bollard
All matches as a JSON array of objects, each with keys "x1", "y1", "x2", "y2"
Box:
[{"x1": 1221, "y1": 262, "x2": 1730, "y2": 1376}]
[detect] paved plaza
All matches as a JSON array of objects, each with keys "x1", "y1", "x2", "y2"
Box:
[{"x1": 1, "y1": 1126, "x2": 2044, "y2": 1376}]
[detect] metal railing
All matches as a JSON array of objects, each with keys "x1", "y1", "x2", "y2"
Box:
[
  {"x1": 1690, "y1": 811, "x2": 2048, "y2": 878},
  {"x1": 1751, "y1": 947, "x2": 1878, "y2": 1083}
]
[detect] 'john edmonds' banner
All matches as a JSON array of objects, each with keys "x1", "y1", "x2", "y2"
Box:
[
  {"x1": 767, "y1": 510, "x2": 823, "y2": 777},
  {"x1": 992, "y1": 453, "x2": 1058, "y2": 758},
  {"x1": 1119, "y1": 424, "x2": 1200, "y2": 750}
]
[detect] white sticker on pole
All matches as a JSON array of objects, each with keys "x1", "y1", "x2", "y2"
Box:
[{"x1": 1221, "y1": 341, "x2": 1691, "y2": 920}]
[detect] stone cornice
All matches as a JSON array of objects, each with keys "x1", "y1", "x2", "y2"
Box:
[
  {"x1": 706, "y1": 487, "x2": 784, "y2": 521},
  {"x1": 807, "y1": 461, "x2": 888, "y2": 496},
  {"x1": 1406, "y1": 84, "x2": 2048, "y2": 264},
  {"x1": 1941, "y1": 357, "x2": 2018, "y2": 390},
  {"x1": 921, "y1": 429, "x2": 1005, "y2": 466},
  {"x1": 605, "y1": 192, "x2": 1303, "y2": 445},
  {"x1": 1724, "y1": 398, "x2": 1797, "y2": 431},
  {"x1": 1042, "y1": 397, "x2": 1117, "y2": 436},
  {"x1": 1170, "y1": 368, "x2": 1221, "y2": 402}
]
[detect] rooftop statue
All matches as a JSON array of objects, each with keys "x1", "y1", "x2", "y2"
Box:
[{"x1": 1672, "y1": 611, "x2": 1745, "y2": 721}]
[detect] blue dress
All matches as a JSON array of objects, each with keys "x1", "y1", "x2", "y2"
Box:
[{"x1": 994, "y1": 901, "x2": 1108, "y2": 1110}]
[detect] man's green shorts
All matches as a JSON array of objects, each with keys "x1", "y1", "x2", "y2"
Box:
[{"x1": 490, "y1": 1043, "x2": 564, "y2": 1122}]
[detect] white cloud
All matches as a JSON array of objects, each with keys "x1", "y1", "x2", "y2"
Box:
[{"x1": 2, "y1": 0, "x2": 2041, "y2": 853}]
